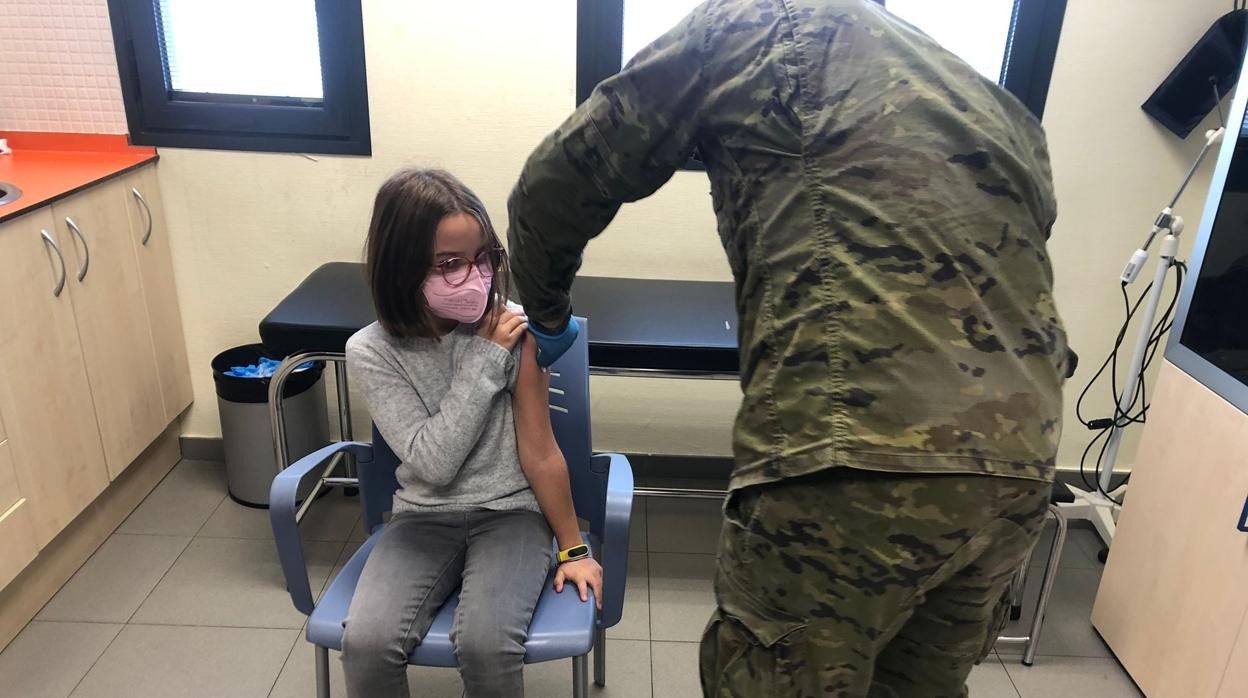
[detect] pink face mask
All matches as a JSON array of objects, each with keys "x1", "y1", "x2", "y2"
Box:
[{"x1": 423, "y1": 264, "x2": 493, "y2": 324}]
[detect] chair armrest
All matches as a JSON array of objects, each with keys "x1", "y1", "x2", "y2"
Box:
[
  {"x1": 593, "y1": 453, "x2": 634, "y2": 628},
  {"x1": 269, "y1": 441, "x2": 372, "y2": 615}
]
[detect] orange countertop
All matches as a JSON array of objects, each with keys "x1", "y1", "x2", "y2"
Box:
[{"x1": 0, "y1": 133, "x2": 158, "y2": 224}]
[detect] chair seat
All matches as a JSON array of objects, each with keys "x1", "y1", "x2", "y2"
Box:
[{"x1": 308, "y1": 530, "x2": 597, "y2": 667}]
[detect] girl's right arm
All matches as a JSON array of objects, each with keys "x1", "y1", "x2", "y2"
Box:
[{"x1": 347, "y1": 315, "x2": 523, "y2": 486}]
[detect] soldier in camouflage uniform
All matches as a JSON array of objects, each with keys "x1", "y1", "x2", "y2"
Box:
[{"x1": 507, "y1": 1, "x2": 1068, "y2": 695}]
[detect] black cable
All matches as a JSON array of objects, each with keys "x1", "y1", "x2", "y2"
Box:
[
  {"x1": 1107, "y1": 282, "x2": 1142, "y2": 424},
  {"x1": 1085, "y1": 259, "x2": 1185, "y2": 503},
  {"x1": 1117, "y1": 261, "x2": 1184, "y2": 426},
  {"x1": 1114, "y1": 316, "x2": 1171, "y2": 425},
  {"x1": 1211, "y1": 79, "x2": 1227, "y2": 132},
  {"x1": 1074, "y1": 347, "x2": 1117, "y2": 426},
  {"x1": 1075, "y1": 282, "x2": 1147, "y2": 427},
  {"x1": 1079, "y1": 425, "x2": 1111, "y2": 492},
  {"x1": 1110, "y1": 259, "x2": 1184, "y2": 425},
  {"x1": 1075, "y1": 256, "x2": 1185, "y2": 500},
  {"x1": 1141, "y1": 288, "x2": 1178, "y2": 374}
]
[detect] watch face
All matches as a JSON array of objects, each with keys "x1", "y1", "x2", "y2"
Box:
[{"x1": 566, "y1": 545, "x2": 588, "y2": 558}]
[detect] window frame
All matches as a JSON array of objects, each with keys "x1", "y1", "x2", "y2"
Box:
[
  {"x1": 106, "y1": 0, "x2": 371, "y2": 155},
  {"x1": 576, "y1": 0, "x2": 1066, "y2": 121},
  {"x1": 575, "y1": 0, "x2": 624, "y2": 110},
  {"x1": 575, "y1": 0, "x2": 709, "y2": 170},
  {"x1": 1000, "y1": 0, "x2": 1069, "y2": 119}
]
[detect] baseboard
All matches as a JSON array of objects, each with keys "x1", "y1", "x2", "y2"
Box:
[
  {"x1": 0, "y1": 425, "x2": 182, "y2": 651},
  {"x1": 179, "y1": 434, "x2": 224, "y2": 462}
]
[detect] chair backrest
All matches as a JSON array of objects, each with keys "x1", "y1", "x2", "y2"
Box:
[
  {"x1": 360, "y1": 427, "x2": 400, "y2": 532},
  {"x1": 358, "y1": 318, "x2": 604, "y2": 534},
  {"x1": 546, "y1": 318, "x2": 602, "y2": 532}
]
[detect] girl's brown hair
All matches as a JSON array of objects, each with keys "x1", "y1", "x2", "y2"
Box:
[{"x1": 364, "y1": 169, "x2": 508, "y2": 338}]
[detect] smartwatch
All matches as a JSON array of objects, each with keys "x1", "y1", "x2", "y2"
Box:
[{"x1": 556, "y1": 544, "x2": 591, "y2": 564}]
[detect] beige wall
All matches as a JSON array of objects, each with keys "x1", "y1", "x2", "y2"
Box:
[
  {"x1": 10, "y1": 0, "x2": 1229, "y2": 470},
  {"x1": 1043, "y1": 0, "x2": 1226, "y2": 472},
  {"x1": 160, "y1": 0, "x2": 741, "y2": 456}
]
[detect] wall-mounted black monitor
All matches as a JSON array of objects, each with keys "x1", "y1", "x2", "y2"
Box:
[{"x1": 1169, "y1": 58, "x2": 1248, "y2": 414}]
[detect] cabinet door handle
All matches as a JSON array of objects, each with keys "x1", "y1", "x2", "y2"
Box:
[
  {"x1": 40, "y1": 229, "x2": 67, "y2": 297},
  {"x1": 64, "y1": 217, "x2": 89, "y2": 282},
  {"x1": 1239, "y1": 496, "x2": 1248, "y2": 533},
  {"x1": 132, "y1": 187, "x2": 153, "y2": 246}
]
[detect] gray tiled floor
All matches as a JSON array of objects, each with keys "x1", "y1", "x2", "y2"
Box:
[
  {"x1": 647, "y1": 552, "x2": 716, "y2": 643},
  {"x1": 36, "y1": 534, "x2": 191, "y2": 623},
  {"x1": 0, "y1": 459, "x2": 1143, "y2": 697},
  {"x1": 130, "y1": 536, "x2": 343, "y2": 629},
  {"x1": 198, "y1": 487, "x2": 361, "y2": 542},
  {"x1": 114, "y1": 460, "x2": 227, "y2": 537}
]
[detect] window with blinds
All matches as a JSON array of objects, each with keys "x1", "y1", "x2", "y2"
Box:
[
  {"x1": 621, "y1": 0, "x2": 1015, "y2": 85},
  {"x1": 885, "y1": 0, "x2": 1016, "y2": 83},
  {"x1": 577, "y1": 0, "x2": 1065, "y2": 120},
  {"x1": 156, "y1": 0, "x2": 324, "y2": 101},
  {"x1": 108, "y1": 0, "x2": 369, "y2": 154}
]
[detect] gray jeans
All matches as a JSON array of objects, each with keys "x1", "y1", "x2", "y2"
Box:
[{"x1": 341, "y1": 508, "x2": 552, "y2": 698}]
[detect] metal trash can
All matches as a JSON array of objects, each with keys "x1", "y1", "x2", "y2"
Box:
[{"x1": 211, "y1": 344, "x2": 330, "y2": 507}]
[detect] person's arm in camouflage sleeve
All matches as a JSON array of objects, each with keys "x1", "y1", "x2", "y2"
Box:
[{"x1": 506, "y1": 1, "x2": 715, "y2": 328}]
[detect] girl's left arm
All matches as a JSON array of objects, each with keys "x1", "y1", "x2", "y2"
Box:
[{"x1": 512, "y1": 335, "x2": 603, "y2": 609}]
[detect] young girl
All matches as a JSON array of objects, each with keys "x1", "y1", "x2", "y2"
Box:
[{"x1": 342, "y1": 169, "x2": 603, "y2": 697}]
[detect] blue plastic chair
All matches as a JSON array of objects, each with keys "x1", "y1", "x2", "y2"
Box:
[{"x1": 270, "y1": 319, "x2": 634, "y2": 697}]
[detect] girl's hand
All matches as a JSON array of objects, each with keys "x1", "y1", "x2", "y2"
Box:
[
  {"x1": 555, "y1": 558, "x2": 604, "y2": 610},
  {"x1": 477, "y1": 308, "x2": 527, "y2": 351}
]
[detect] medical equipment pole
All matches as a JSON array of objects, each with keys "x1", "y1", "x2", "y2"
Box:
[
  {"x1": 1098, "y1": 232, "x2": 1180, "y2": 495},
  {"x1": 1060, "y1": 126, "x2": 1224, "y2": 548},
  {"x1": 1058, "y1": 235, "x2": 1182, "y2": 546}
]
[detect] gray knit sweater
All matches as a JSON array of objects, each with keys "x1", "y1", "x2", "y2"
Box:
[{"x1": 345, "y1": 322, "x2": 539, "y2": 514}]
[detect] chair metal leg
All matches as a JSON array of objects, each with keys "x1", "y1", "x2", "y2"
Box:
[
  {"x1": 572, "y1": 654, "x2": 589, "y2": 698},
  {"x1": 315, "y1": 645, "x2": 331, "y2": 698},
  {"x1": 333, "y1": 364, "x2": 360, "y2": 497},
  {"x1": 594, "y1": 626, "x2": 606, "y2": 686},
  {"x1": 1023, "y1": 505, "x2": 1068, "y2": 666},
  {"x1": 1008, "y1": 557, "x2": 1029, "y2": 620}
]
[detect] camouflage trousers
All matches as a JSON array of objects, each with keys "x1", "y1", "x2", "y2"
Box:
[{"x1": 699, "y1": 468, "x2": 1050, "y2": 698}]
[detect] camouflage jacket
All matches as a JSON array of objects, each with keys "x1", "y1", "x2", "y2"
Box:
[{"x1": 507, "y1": 0, "x2": 1069, "y2": 490}]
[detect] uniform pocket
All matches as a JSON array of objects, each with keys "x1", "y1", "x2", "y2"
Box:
[
  {"x1": 728, "y1": 589, "x2": 808, "y2": 648},
  {"x1": 722, "y1": 485, "x2": 765, "y2": 532},
  {"x1": 701, "y1": 610, "x2": 813, "y2": 697},
  {"x1": 700, "y1": 611, "x2": 750, "y2": 696},
  {"x1": 719, "y1": 485, "x2": 807, "y2": 648}
]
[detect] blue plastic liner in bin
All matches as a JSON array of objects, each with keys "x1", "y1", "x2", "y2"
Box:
[{"x1": 211, "y1": 344, "x2": 324, "y2": 404}]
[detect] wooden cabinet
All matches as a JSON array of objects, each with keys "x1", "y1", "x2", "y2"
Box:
[
  {"x1": 123, "y1": 167, "x2": 193, "y2": 422},
  {"x1": 0, "y1": 207, "x2": 109, "y2": 547},
  {"x1": 0, "y1": 161, "x2": 191, "y2": 573},
  {"x1": 0, "y1": 410, "x2": 38, "y2": 589},
  {"x1": 53, "y1": 181, "x2": 167, "y2": 478},
  {"x1": 0, "y1": 440, "x2": 38, "y2": 590},
  {"x1": 1092, "y1": 362, "x2": 1248, "y2": 697}
]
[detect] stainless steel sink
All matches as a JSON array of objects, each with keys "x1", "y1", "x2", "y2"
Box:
[{"x1": 0, "y1": 182, "x2": 20, "y2": 206}]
